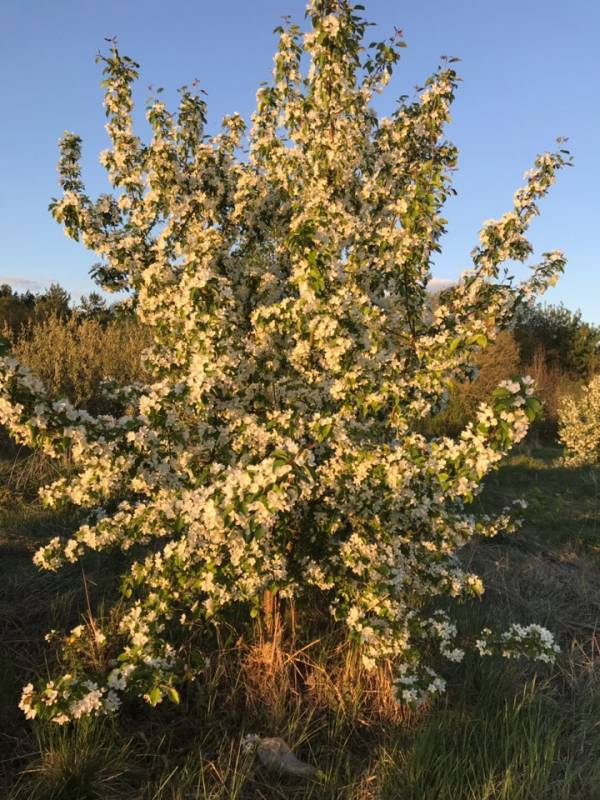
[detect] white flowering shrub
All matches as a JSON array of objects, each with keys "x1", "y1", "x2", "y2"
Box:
[
  {"x1": 2, "y1": 0, "x2": 570, "y2": 724},
  {"x1": 558, "y1": 375, "x2": 600, "y2": 465}
]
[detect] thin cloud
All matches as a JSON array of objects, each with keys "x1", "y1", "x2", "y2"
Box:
[
  {"x1": 0, "y1": 275, "x2": 49, "y2": 292},
  {"x1": 428, "y1": 277, "x2": 455, "y2": 292}
]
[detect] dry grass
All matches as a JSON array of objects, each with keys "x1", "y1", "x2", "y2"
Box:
[
  {"x1": 422, "y1": 335, "x2": 584, "y2": 442},
  {"x1": 6, "y1": 315, "x2": 150, "y2": 413},
  {"x1": 524, "y1": 348, "x2": 581, "y2": 441}
]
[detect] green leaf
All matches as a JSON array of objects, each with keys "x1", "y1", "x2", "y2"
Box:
[
  {"x1": 316, "y1": 423, "x2": 332, "y2": 442},
  {"x1": 469, "y1": 333, "x2": 488, "y2": 348},
  {"x1": 165, "y1": 686, "x2": 180, "y2": 704},
  {"x1": 148, "y1": 687, "x2": 162, "y2": 706}
]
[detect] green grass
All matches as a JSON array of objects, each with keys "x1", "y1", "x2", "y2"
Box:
[
  {"x1": 382, "y1": 680, "x2": 561, "y2": 800},
  {"x1": 2, "y1": 441, "x2": 600, "y2": 799},
  {"x1": 479, "y1": 444, "x2": 600, "y2": 554}
]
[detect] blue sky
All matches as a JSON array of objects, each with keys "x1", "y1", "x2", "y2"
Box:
[{"x1": 1, "y1": 0, "x2": 598, "y2": 321}]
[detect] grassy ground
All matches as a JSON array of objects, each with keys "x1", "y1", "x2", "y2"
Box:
[{"x1": 1, "y1": 440, "x2": 599, "y2": 799}]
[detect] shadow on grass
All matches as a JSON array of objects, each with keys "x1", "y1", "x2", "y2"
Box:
[{"x1": 479, "y1": 446, "x2": 600, "y2": 555}]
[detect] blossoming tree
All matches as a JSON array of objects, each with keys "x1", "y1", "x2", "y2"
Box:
[
  {"x1": 559, "y1": 376, "x2": 600, "y2": 465},
  {"x1": 2, "y1": 0, "x2": 570, "y2": 724}
]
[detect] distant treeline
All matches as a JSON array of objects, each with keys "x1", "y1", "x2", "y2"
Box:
[{"x1": 0, "y1": 282, "x2": 131, "y2": 332}]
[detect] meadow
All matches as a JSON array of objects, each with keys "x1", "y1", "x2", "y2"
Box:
[{"x1": 1, "y1": 437, "x2": 599, "y2": 799}]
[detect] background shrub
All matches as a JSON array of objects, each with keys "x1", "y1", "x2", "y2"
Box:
[
  {"x1": 558, "y1": 375, "x2": 600, "y2": 465},
  {"x1": 6, "y1": 315, "x2": 149, "y2": 413}
]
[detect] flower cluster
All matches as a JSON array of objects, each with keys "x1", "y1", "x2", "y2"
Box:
[
  {"x1": 558, "y1": 375, "x2": 600, "y2": 466},
  {"x1": 19, "y1": 676, "x2": 120, "y2": 725},
  {"x1": 1, "y1": 0, "x2": 568, "y2": 723},
  {"x1": 476, "y1": 623, "x2": 561, "y2": 664}
]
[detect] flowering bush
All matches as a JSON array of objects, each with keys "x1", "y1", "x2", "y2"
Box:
[
  {"x1": 558, "y1": 375, "x2": 600, "y2": 465},
  {"x1": 1, "y1": 0, "x2": 570, "y2": 724}
]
